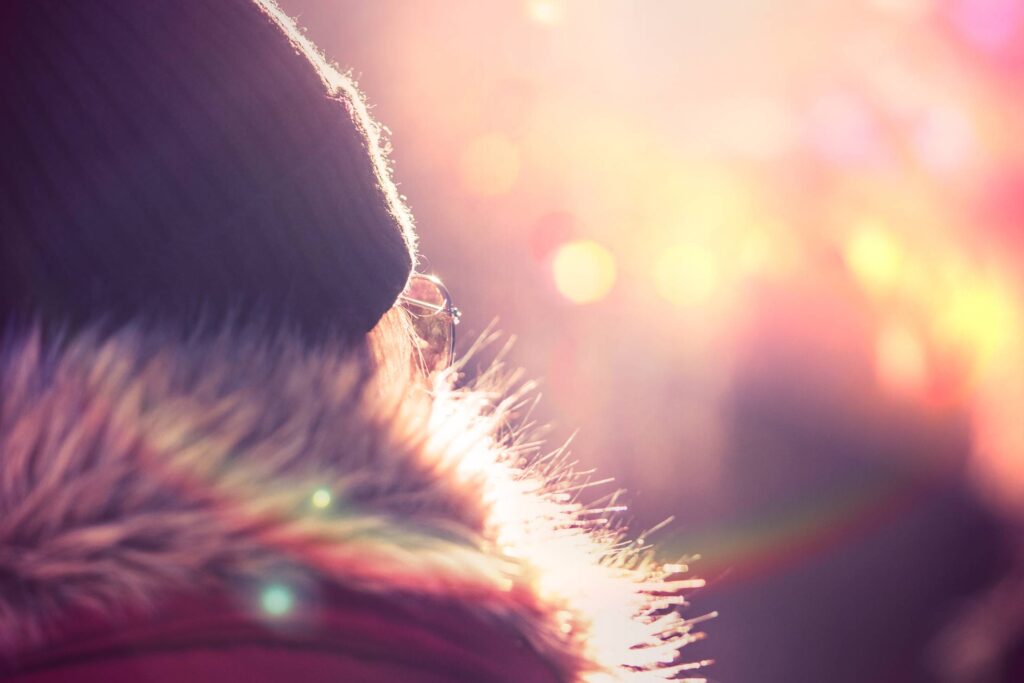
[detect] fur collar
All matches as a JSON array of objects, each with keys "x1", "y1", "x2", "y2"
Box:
[{"x1": 0, "y1": 326, "x2": 707, "y2": 681}]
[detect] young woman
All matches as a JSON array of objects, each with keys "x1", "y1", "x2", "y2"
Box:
[{"x1": 0, "y1": 2, "x2": 702, "y2": 680}]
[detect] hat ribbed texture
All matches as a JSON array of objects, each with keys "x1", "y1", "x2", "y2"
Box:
[{"x1": 0, "y1": 0, "x2": 415, "y2": 338}]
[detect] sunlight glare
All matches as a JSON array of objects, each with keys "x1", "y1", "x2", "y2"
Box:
[
  {"x1": 526, "y1": 0, "x2": 565, "y2": 26},
  {"x1": 461, "y1": 134, "x2": 521, "y2": 196},
  {"x1": 875, "y1": 322, "x2": 929, "y2": 396},
  {"x1": 654, "y1": 244, "x2": 720, "y2": 308}
]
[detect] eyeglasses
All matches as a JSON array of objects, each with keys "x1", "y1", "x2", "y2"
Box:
[{"x1": 398, "y1": 274, "x2": 461, "y2": 375}]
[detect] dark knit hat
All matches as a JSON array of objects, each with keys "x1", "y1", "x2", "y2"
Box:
[{"x1": 0, "y1": 0, "x2": 416, "y2": 339}]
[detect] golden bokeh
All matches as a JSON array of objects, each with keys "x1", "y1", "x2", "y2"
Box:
[{"x1": 552, "y1": 240, "x2": 617, "y2": 304}]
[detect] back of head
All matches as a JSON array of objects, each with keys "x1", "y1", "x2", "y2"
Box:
[{"x1": 0, "y1": 0, "x2": 416, "y2": 342}]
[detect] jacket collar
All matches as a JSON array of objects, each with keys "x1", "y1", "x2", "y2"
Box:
[{"x1": 0, "y1": 326, "x2": 703, "y2": 681}]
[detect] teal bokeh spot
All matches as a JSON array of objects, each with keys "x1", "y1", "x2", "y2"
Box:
[{"x1": 261, "y1": 583, "x2": 295, "y2": 617}]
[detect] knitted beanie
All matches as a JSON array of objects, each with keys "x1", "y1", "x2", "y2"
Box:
[{"x1": 0, "y1": 0, "x2": 416, "y2": 339}]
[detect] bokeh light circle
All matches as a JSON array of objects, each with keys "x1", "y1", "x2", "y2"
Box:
[
  {"x1": 845, "y1": 222, "x2": 903, "y2": 295},
  {"x1": 552, "y1": 240, "x2": 617, "y2": 304},
  {"x1": 311, "y1": 488, "x2": 332, "y2": 509},
  {"x1": 261, "y1": 583, "x2": 295, "y2": 618}
]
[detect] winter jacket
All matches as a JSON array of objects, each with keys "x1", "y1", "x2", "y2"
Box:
[{"x1": 0, "y1": 326, "x2": 702, "y2": 682}]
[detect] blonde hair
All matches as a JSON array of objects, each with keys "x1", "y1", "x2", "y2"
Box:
[{"x1": 366, "y1": 304, "x2": 424, "y2": 394}]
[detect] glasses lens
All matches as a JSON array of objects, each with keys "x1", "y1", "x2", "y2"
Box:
[{"x1": 402, "y1": 276, "x2": 454, "y2": 374}]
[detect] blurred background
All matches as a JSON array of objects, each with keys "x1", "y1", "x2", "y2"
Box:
[{"x1": 281, "y1": 1, "x2": 1022, "y2": 680}]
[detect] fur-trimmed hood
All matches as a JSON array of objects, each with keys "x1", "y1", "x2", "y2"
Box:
[{"x1": 0, "y1": 326, "x2": 707, "y2": 681}]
